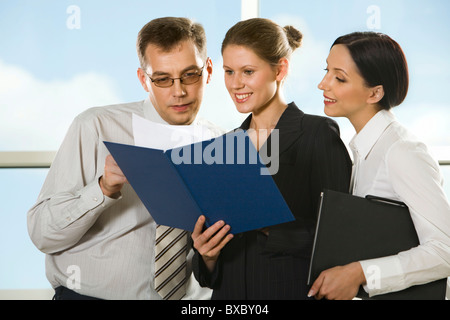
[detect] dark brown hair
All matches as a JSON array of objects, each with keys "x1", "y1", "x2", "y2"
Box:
[
  {"x1": 137, "y1": 17, "x2": 207, "y2": 69},
  {"x1": 222, "y1": 18, "x2": 303, "y2": 64},
  {"x1": 332, "y1": 32, "x2": 409, "y2": 110}
]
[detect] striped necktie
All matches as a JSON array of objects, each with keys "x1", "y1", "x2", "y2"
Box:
[{"x1": 154, "y1": 225, "x2": 188, "y2": 300}]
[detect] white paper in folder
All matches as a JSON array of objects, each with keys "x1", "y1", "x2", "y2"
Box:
[{"x1": 132, "y1": 113, "x2": 214, "y2": 150}]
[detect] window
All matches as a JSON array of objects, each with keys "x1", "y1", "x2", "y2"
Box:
[
  {"x1": 0, "y1": 169, "x2": 49, "y2": 290},
  {"x1": 1, "y1": 0, "x2": 448, "y2": 297},
  {"x1": 259, "y1": 0, "x2": 450, "y2": 189},
  {"x1": 0, "y1": 0, "x2": 241, "y2": 296},
  {"x1": 0, "y1": 0, "x2": 243, "y2": 151}
]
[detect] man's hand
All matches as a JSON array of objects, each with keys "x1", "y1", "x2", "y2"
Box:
[
  {"x1": 99, "y1": 155, "x2": 128, "y2": 198},
  {"x1": 192, "y1": 215, "x2": 234, "y2": 273},
  {"x1": 308, "y1": 262, "x2": 366, "y2": 300}
]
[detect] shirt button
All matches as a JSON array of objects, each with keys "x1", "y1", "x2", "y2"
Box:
[{"x1": 93, "y1": 197, "x2": 98, "y2": 202}]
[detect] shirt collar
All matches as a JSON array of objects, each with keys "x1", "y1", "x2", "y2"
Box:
[{"x1": 349, "y1": 109, "x2": 396, "y2": 160}]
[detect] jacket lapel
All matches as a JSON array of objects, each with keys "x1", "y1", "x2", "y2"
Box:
[
  {"x1": 240, "y1": 102, "x2": 305, "y2": 154},
  {"x1": 239, "y1": 102, "x2": 304, "y2": 159}
]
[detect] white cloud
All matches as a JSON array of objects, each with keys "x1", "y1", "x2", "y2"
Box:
[
  {"x1": 0, "y1": 57, "x2": 242, "y2": 152},
  {"x1": 0, "y1": 59, "x2": 122, "y2": 150}
]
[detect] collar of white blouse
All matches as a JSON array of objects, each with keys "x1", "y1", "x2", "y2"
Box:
[{"x1": 348, "y1": 109, "x2": 397, "y2": 193}]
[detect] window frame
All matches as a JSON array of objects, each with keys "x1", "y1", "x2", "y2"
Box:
[{"x1": 1, "y1": 0, "x2": 448, "y2": 300}]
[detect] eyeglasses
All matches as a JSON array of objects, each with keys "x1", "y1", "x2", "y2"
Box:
[{"x1": 146, "y1": 66, "x2": 205, "y2": 88}]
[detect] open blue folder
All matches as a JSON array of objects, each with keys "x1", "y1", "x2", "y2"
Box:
[{"x1": 104, "y1": 130, "x2": 294, "y2": 234}]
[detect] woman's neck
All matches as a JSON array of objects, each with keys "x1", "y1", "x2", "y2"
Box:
[
  {"x1": 349, "y1": 104, "x2": 383, "y2": 134},
  {"x1": 248, "y1": 97, "x2": 288, "y2": 150},
  {"x1": 249, "y1": 96, "x2": 288, "y2": 131}
]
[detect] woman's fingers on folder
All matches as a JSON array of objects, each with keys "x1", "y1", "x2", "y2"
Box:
[{"x1": 192, "y1": 215, "x2": 233, "y2": 265}]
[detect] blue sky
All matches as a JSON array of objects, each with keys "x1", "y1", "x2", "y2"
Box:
[
  {"x1": 0, "y1": 0, "x2": 240, "y2": 89},
  {"x1": 260, "y1": 0, "x2": 450, "y2": 149},
  {"x1": 0, "y1": 0, "x2": 243, "y2": 151},
  {"x1": 1, "y1": 0, "x2": 449, "y2": 151},
  {"x1": 1, "y1": 0, "x2": 449, "y2": 290}
]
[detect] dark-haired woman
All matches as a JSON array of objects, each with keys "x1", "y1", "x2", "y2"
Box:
[
  {"x1": 309, "y1": 32, "x2": 450, "y2": 300},
  {"x1": 191, "y1": 18, "x2": 352, "y2": 300}
]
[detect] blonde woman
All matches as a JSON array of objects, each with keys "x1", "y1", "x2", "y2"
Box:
[{"x1": 192, "y1": 18, "x2": 352, "y2": 300}]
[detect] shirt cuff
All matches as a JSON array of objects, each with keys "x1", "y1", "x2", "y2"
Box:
[
  {"x1": 56, "y1": 179, "x2": 120, "y2": 229},
  {"x1": 360, "y1": 256, "x2": 405, "y2": 297}
]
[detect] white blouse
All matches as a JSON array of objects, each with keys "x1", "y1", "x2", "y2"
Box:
[{"x1": 350, "y1": 109, "x2": 450, "y2": 297}]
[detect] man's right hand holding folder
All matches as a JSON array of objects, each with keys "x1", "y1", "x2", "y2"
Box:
[{"x1": 99, "y1": 155, "x2": 128, "y2": 199}]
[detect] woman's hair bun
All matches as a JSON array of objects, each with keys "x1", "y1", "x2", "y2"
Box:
[{"x1": 284, "y1": 25, "x2": 303, "y2": 49}]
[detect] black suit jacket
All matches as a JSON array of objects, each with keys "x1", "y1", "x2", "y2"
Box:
[{"x1": 193, "y1": 102, "x2": 352, "y2": 300}]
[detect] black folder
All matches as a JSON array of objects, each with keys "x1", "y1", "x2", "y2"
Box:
[{"x1": 307, "y1": 189, "x2": 447, "y2": 300}]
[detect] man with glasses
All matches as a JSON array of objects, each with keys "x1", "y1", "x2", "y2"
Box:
[{"x1": 27, "y1": 17, "x2": 222, "y2": 300}]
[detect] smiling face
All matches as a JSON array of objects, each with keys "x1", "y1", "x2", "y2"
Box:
[
  {"x1": 137, "y1": 40, "x2": 212, "y2": 125},
  {"x1": 318, "y1": 45, "x2": 372, "y2": 118},
  {"x1": 222, "y1": 45, "x2": 284, "y2": 116},
  {"x1": 318, "y1": 44, "x2": 383, "y2": 131}
]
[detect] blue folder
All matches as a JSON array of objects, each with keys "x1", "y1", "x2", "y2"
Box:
[{"x1": 104, "y1": 130, "x2": 294, "y2": 234}]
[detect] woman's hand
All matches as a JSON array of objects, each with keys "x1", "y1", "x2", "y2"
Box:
[
  {"x1": 308, "y1": 262, "x2": 367, "y2": 300},
  {"x1": 192, "y1": 215, "x2": 234, "y2": 273}
]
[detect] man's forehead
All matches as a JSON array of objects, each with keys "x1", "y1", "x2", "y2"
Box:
[
  {"x1": 145, "y1": 40, "x2": 201, "y2": 59},
  {"x1": 146, "y1": 41, "x2": 184, "y2": 54},
  {"x1": 144, "y1": 41, "x2": 203, "y2": 74}
]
